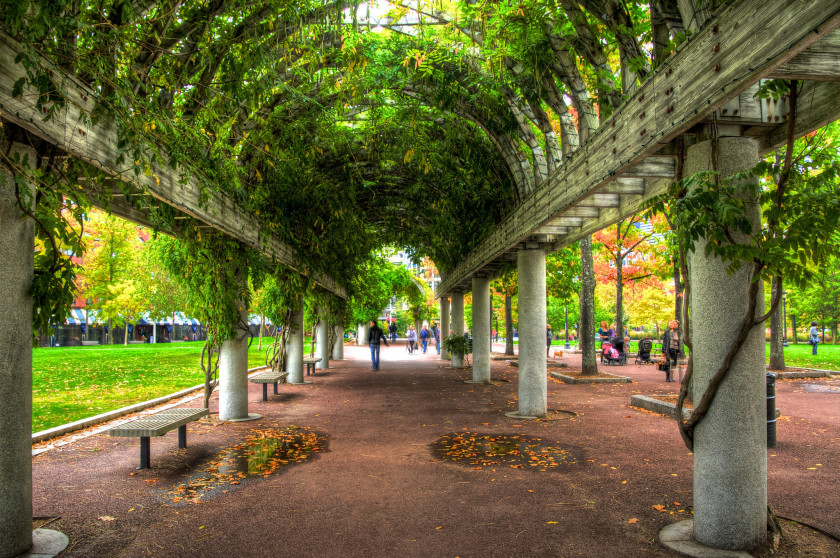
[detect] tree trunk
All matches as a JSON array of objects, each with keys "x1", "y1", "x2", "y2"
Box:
[
  {"x1": 504, "y1": 292, "x2": 514, "y2": 356},
  {"x1": 580, "y1": 235, "x2": 598, "y2": 375},
  {"x1": 258, "y1": 314, "x2": 264, "y2": 351},
  {"x1": 791, "y1": 314, "x2": 797, "y2": 343},
  {"x1": 769, "y1": 276, "x2": 785, "y2": 371},
  {"x1": 124, "y1": 323, "x2": 129, "y2": 346}
]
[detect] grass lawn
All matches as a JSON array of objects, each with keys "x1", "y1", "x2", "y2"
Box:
[
  {"x1": 32, "y1": 339, "x2": 311, "y2": 433},
  {"x1": 766, "y1": 341, "x2": 840, "y2": 371}
]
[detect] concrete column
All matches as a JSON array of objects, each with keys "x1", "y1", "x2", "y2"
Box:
[
  {"x1": 316, "y1": 306, "x2": 329, "y2": 369},
  {"x1": 450, "y1": 292, "x2": 465, "y2": 368},
  {"x1": 332, "y1": 322, "x2": 344, "y2": 360},
  {"x1": 286, "y1": 305, "x2": 306, "y2": 384},
  {"x1": 355, "y1": 323, "x2": 363, "y2": 346},
  {"x1": 687, "y1": 136, "x2": 766, "y2": 550},
  {"x1": 509, "y1": 248, "x2": 547, "y2": 418},
  {"x1": 0, "y1": 143, "x2": 35, "y2": 557},
  {"x1": 357, "y1": 323, "x2": 369, "y2": 346},
  {"x1": 219, "y1": 303, "x2": 259, "y2": 421},
  {"x1": 469, "y1": 277, "x2": 492, "y2": 383},
  {"x1": 440, "y1": 297, "x2": 451, "y2": 360}
]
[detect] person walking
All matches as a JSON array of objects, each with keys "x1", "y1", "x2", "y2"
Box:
[
  {"x1": 420, "y1": 325, "x2": 430, "y2": 354},
  {"x1": 367, "y1": 319, "x2": 388, "y2": 371},
  {"x1": 407, "y1": 325, "x2": 417, "y2": 354},
  {"x1": 389, "y1": 321, "x2": 397, "y2": 342},
  {"x1": 809, "y1": 321, "x2": 820, "y2": 355},
  {"x1": 661, "y1": 320, "x2": 681, "y2": 382},
  {"x1": 546, "y1": 324, "x2": 552, "y2": 356},
  {"x1": 431, "y1": 322, "x2": 441, "y2": 355}
]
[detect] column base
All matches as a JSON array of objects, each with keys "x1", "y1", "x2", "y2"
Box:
[
  {"x1": 505, "y1": 410, "x2": 544, "y2": 420},
  {"x1": 464, "y1": 380, "x2": 492, "y2": 385},
  {"x1": 20, "y1": 529, "x2": 69, "y2": 558},
  {"x1": 660, "y1": 520, "x2": 753, "y2": 558},
  {"x1": 225, "y1": 413, "x2": 262, "y2": 423},
  {"x1": 288, "y1": 380, "x2": 313, "y2": 385}
]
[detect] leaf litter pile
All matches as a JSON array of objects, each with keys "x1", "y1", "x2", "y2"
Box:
[
  {"x1": 432, "y1": 432, "x2": 579, "y2": 471},
  {"x1": 166, "y1": 426, "x2": 326, "y2": 504}
]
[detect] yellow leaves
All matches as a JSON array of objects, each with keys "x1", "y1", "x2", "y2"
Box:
[
  {"x1": 264, "y1": 144, "x2": 270, "y2": 153},
  {"x1": 545, "y1": 521, "x2": 558, "y2": 525},
  {"x1": 255, "y1": 169, "x2": 263, "y2": 183},
  {"x1": 628, "y1": 518, "x2": 639, "y2": 524},
  {"x1": 404, "y1": 148, "x2": 415, "y2": 164},
  {"x1": 435, "y1": 526, "x2": 443, "y2": 530}
]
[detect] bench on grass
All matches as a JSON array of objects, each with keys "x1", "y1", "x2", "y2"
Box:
[
  {"x1": 303, "y1": 357, "x2": 322, "y2": 376},
  {"x1": 109, "y1": 408, "x2": 209, "y2": 469},
  {"x1": 249, "y1": 369, "x2": 289, "y2": 401}
]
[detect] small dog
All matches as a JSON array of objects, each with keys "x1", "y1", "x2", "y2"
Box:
[{"x1": 551, "y1": 350, "x2": 564, "y2": 359}]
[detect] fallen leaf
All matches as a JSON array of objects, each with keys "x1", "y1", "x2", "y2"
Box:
[
  {"x1": 435, "y1": 526, "x2": 443, "y2": 530},
  {"x1": 546, "y1": 521, "x2": 558, "y2": 525},
  {"x1": 98, "y1": 516, "x2": 117, "y2": 522},
  {"x1": 628, "y1": 518, "x2": 639, "y2": 524},
  {"x1": 652, "y1": 505, "x2": 666, "y2": 512}
]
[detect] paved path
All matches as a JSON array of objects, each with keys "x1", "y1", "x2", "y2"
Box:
[{"x1": 32, "y1": 341, "x2": 839, "y2": 557}]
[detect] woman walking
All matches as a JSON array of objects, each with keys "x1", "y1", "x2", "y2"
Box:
[
  {"x1": 809, "y1": 321, "x2": 820, "y2": 355},
  {"x1": 661, "y1": 320, "x2": 681, "y2": 383}
]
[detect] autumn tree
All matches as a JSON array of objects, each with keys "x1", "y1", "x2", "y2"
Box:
[{"x1": 593, "y1": 213, "x2": 670, "y2": 341}]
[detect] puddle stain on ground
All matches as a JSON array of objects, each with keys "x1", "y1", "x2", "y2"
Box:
[
  {"x1": 431, "y1": 432, "x2": 579, "y2": 471},
  {"x1": 164, "y1": 426, "x2": 327, "y2": 504}
]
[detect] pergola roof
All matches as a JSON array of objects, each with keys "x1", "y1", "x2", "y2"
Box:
[{"x1": 1, "y1": 0, "x2": 838, "y2": 299}]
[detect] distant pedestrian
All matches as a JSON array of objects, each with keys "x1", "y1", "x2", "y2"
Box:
[
  {"x1": 407, "y1": 325, "x2": 417, "y2": 354},
  {"x1": 420, "y1": 325, "x2": 430, "y2": 353},
  {"x1": 661, "y1": 320, "x2": 680, "y2": 383},
  {"x1": 367, "y1": 319, "x2": 389, "y2": 371},
  {"x1": 546, "y1": 324, "x2": 552, "y2": 356},
  {"x1": 389, "y1": 321, "x2": 397, "y2": 342},
  {"x1": 431, "y1": 322, "x2": 441, "y2": 355},
  {"x1": 809, "y1": 321, "x2": 820, "y2": 355}
]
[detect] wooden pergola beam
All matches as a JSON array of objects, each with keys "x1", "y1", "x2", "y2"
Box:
[
  {"x1": 0, "y1": 29, "x2": 346, "y2": 298},
  {"x1": 438, "y1": 0, "x2": 840, "y2": 296}
]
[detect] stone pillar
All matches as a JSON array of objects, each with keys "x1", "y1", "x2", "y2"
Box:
[
  {"x1": 286, "y1": 305, "x2": 306, "y2": 384},
  {"x1": 440, "y1": 297, "x2": 451, "y2": 360},
  {"x1": 316, "y1": 306, "x2": 329, "y2": 370},
  {"x1": 687, "y1": 136, "x2": 766, "y2": 550},
  {"x1": 469, "y1": 277, "x2": 491, "y2": 383},
  {"x1": 450, "y1": 292, "x2": 465, "y2": 368},
  {"x1": 509, "y1": 248, "x2": 547, "y2": 418},
  {"x1": 332, "y1": 322, "x2": 344, "y2": 360},
  {"x1": 357, "y1": 323, "x2": 369, "y2": 346},
  {"x1": 0, "y1": 142, "x2": 35, "y2": 557},
  {"x1": 355, "y1": 323, "x2": 363, "y2": 346},
  {"x1": 219, "y1": 303, "x2": 259, "y2": 421}
]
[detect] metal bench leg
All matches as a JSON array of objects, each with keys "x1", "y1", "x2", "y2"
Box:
[
  {"x1": 178, "y1": 425, "x2": 187, "y2": 449},
  {"x1": 273, "y1": 382, "x2": 278, "y2": 395},
  {"x1": 262, "y1": 383, "x2": 268, "y2": 401},
  {"x1": 139, "y1": 437, "x2": 150, "y2": 469}
]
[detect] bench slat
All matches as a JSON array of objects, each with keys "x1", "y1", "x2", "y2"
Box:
[{"x1": 109, "y1": 408, "x2": 208, "y2": 438}]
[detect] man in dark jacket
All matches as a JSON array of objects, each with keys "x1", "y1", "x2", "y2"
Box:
[
  {"x1": 368, "y1": 319, "x2": 389, "y2": 370},
  {"x1": 431, "y1": 322, "x2": 440, "y2": 355}
]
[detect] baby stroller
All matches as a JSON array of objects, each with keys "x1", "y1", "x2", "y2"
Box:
[
  {"x1": 634, "y1": 338, "x2": 654, "y2": 364},
  {"x1": 601, "y1": 338, "x2": 627, "y2": 365}
]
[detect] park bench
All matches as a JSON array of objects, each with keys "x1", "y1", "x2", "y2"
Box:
[
  {"x1": 108, "y1": 407, "x2": 208, "y2": 469},
  {"x1": 303, "y1": 356, "x2": 322, "y2": 376},
  {"x1": 249, "y1": 369, "x2": 289, "y2": 401}
]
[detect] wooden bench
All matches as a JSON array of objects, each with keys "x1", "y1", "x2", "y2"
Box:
[
  {"x1": 108, "y1": 408, "x2": 208, "y2": 469},
  {"x1": 303, "y1": 357, "x2": 322, "y2": 376},
  {"x1": 249, "y1": 370, "x2": 289, "y2": 401}
]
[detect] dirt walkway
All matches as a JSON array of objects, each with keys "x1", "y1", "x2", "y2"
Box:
[{"x1": 33, "y1": 342, "x2": 840, "y2": 557}]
